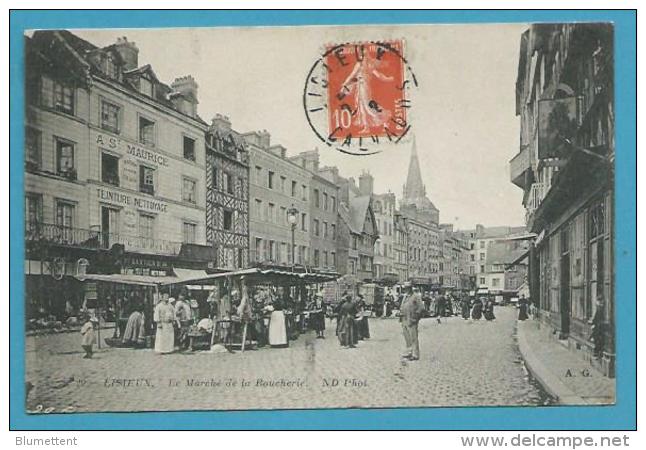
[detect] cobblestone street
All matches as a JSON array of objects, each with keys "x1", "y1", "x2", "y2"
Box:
[{"x1": 25, "y1": 307, "x2": 551, "y2": 413}]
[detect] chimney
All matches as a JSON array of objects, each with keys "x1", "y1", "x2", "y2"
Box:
[
  {"x1": 171, "y1": 75, "x2": 199, "y2": 117},
  {"x1": 114, "y1": 37, "x2": 139, "y2": 71},
  {"x1": 258, "y1": 130, "x2": 270, "y2": 148},
  {"x1": 211, "y1": 113, "x2": 231, "y2": 131},
  {"x1": 359, "y1": 171, "x2": 374, "y2": 196}
]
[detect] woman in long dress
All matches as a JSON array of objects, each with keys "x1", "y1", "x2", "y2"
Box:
[
  {"x1": 268, "y1": 298, "x2": 288, "y2": 347},
  {"x1": 517, "y1": 295, "x2": 529, "y2": 321},
  {"x1": 471, "y1": 297, "x2": 483, "y2": 320},
  {"x1": 122, "y1": 305, "x2": 145, "y2": 346},
  {"x1": 460, "y1": 295, "x2": 471, "y2": 320},
  {"x1": 154, "y1": 294, "x2": 176, "y2": 354},
  {"x1": 484, "y1": 299, "x2": 496, "y2": 321}
]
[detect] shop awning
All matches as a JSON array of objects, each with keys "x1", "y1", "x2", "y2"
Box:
[
  {"x1": 159, "y1": 267, "x2": 340, "y2": 286},
  {"x1": 172, "y1": 268, "x2": 208, "y2": 281},
  {"x1": 78, "y1": 273, "x2": 175, "y2": 287},
  {"x1": 505, "y1": 248, "x2": 530, "y2": 269}
]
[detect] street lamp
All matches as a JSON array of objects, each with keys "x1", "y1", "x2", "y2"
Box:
[{"x1": 287, "y1": 204, "x2": 299, "y2": 272}]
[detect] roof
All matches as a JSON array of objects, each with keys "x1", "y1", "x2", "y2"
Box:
[
  {"x1": 485, "y1": 241, "x2": 529, "y2": 266},
  {"x1": 28, "y1": 30, "x2": 208, "y2": 126}
]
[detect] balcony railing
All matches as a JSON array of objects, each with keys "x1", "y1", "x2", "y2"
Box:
[
  {"x1": 25, "y1": 222, "x2": 182, "y2": 256},
  {"x1": 509, "y1": 144, "x2": 531, "y2": 187}
]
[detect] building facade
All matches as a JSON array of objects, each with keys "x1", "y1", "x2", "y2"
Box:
[
  {"x1": 25, "y1": 31, "x2": 209, "y2": 317},
  {"x1": 290, "y1": 150, "x2": 339, "y2": 272},
  {"x1": 461, "y1": 224, "x2": 526, "y2": 291},
  {"x1": 245, "y1": 131, "x2": 311, "y2": 268},
  {"x1": 510, "y1": 24, "x2": 615, "y2": 376},
  {"x1": 205, "y1": 114, "x2": 249, "y2": 270},
  {"x1": 398, "y1": 138, "x2": 441, "y2": 286},
  {"x1": 393, "y1": 213, "x2": 409, "y2": 283},
  {"x1": 372, "y1": 190, "x2": 397, "y2": 284}
]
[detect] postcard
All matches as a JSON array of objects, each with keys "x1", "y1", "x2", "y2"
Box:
[{"x1": 17, "y1": 19, "x2": 620, "y2": 418}]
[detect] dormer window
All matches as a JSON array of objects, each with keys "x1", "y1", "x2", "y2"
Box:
[
  {"x1": 140, "y1": 77, "x2": 153, "y2": 97},
  {"x1": 105, "y1": 55, "x2": 119, "y2": 79}
]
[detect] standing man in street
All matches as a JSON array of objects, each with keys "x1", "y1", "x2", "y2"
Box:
[{"x1": 400, "y1": 287, "x2": 425, "y2": 361}]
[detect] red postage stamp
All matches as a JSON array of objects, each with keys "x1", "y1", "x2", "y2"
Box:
[{"x1": 325, "y1": 40, "x2": 408, "y2": 141}]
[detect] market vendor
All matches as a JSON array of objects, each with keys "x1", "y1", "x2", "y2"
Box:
[
  {"x1": 310, "y1": 292, "x2": 326, "y2": 339},
  {"x1": 174, "y1": 293, "x2": 193, "y2": 350}
]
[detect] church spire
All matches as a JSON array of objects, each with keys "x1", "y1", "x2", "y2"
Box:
[{"x1": 403, "y1": 135, "x2": 426, "y2": 200}]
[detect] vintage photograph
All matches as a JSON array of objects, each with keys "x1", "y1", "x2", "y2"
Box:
[{"x1": 22, "y1": 22, "x2": 615, "y2": 413}]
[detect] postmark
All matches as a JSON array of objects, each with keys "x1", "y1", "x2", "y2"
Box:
[{"x1": 303, "y1": 40, "x2": 418, "y2": 155}]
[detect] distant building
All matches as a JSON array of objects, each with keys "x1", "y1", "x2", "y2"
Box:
[
  {"x1": 244, "y1": 130, "x2": 310, "y2": 268},
  {"x1": 461, "y1": 224, "x2": 527, "y2": 294},
  {"x1": 398, "y1": 137, "x2": 440, "y2": 287},
  {"x1": 510, "y1": 24, "x2": 615, "y2": 376},
  {"x1": 393, "y1": 212, "x2": 409, "y2": 283},
  {"x1": 205, "y1": 114, "x2": 249, "y2": 270},
  {"x1": 334, "y1": 176, "x2": 379, "y2": 282},
  {"x1": 290, "y1": 150, "x2": 339, "y2": 272}
]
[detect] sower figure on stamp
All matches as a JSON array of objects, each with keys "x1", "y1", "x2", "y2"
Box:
[{"x1": 400, "y1": 287, "x2": 425, "y2": 361}]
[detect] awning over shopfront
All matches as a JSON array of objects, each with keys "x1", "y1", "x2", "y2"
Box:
[
  {"x1": 158, "y1": 267, "x2": 340, "y2": 286},
  {"x1": 78, "y1": 273, "x2": 174, "y2": 287}
]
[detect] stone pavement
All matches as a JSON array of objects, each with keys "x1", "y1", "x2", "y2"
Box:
[
  {"x1": 25, "y1": 307, "x2": 551, "y2": 413},
  {"x1": 517, "y1": 318, "x2": 615, "y2": 405}
]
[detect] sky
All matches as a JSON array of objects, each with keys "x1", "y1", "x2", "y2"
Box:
[{"x1": 69, "y1": 23, "x2": 528, "y2": 230}]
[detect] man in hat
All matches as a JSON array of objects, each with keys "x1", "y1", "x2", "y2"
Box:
[
  {"x1": 400, "y1": 287, "x2": 425, "y2": 360},
  {"x1": 174, "y1": 294, "x2": 193, "y2": 349}
]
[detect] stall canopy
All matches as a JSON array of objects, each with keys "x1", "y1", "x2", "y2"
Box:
[{"x1": 159, "y1": 267, "x2": 340, "y2": 286}]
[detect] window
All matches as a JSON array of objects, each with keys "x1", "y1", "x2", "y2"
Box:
[
  {"x1": 331, "y1": 224, "x2": 336, "y2": 240},
  {"x1": 255, "y1": 199, "x2": 262, "y2": 219},
  {"x1": 480, "y1": 265, "x2": 485, "y2": 273},
  {"x1": 314, "y1": 189, "x2": 320, "y2": 207},
  {"x1": 492, "y1": 278, "x2": 500, "y2": 288},
  {"x1": 323, "y1": 221, "x2": 328, "y2": 238},
  {"x1": 183, "y1": 136, "x2": 196, "y2": 161},
  {"x1": 55, "y1": 199, "x2": 75, "y2": 227},
  {"x1": 324, "y1": 251, "x2": 329, "y2": 267},
  {"x1": 291, "y1": 181, "x2": 297, "y2": 197},
  {"x1": 480, "y1": 277, "x2": 486, "y2": 285},
  {"x1": 139, "y1": 77, "x2": 153, "y2": 97},
  {"x1": 139, "y1": 165, "x2": 155, "y2": 195},
  {"x1": 183, "y1": 222, "x2": 197, "y2": 243},
  {"x1": 255, "y1": 166, "x2": 262, "y2": 184},
  {"x1": 25, "y1": 193, "x2": 42, "y2": 232},
  {"x1": 223, "y1": 172, "x2": 233, "y2": 194},
  {"x1": 139, "y1": 213, "x2": 155, "y2": 240},
  {"x1": 301, "y1": 213, "x2": 307, "y2": 231},
  {"x1": 211, "y1": 168, "x2": 218, "y2": 190},
  {"x1": 101, "y1": 100, "x2": 121, "y2": 134},
  {"x1": 480, "y1": 241, "x2": 485, "y2": 249},
  {"x1": 314, "y1": 219, "x2": 320, "y2": 237},
  {"x1": 25, "y1": 127, "x2": 41, "y2": 169},
  {"x1": 138, "y1": 116, "x2": 155, "y2": 146},
  {"x1": 223, "y1": 210, "x2": 233, "y2": 231},
  {"x1": 479, "y1": 252, "x2": 485, "y2": 261},
  {"x1": 280, "y1": 176, "x2": 286, "y2": 193},
  {"x1": 470, "y1": 254, "x2": 475, "y2": 262},
  {"x1": 280, "y1": 206, "x2": 287, "y2": 225},
  {"x1": 331, "y1": 251, "x2": 336, "y2": 266},
  {"x1": 331, "y1": 196, "x2": 336, "y2": 212},
  {"x1": 101, "y1": 152, "x2": 120, "y2": 186},
  {"x1": 55, "y1": 138, "x2": 75, "y2": 178},
  {"x1": 314, "y1": 249, "x2": 320, "y2": 267},
  {"x1": 105, "y1": 55, "x2": 119, "y2": 79},
  {"x1": 268, "y1": 171, "x2": 275, "y2": 189},
  {"x1": 302, "y1": 184, "x2": 307, "y2": 201},
  {"x1": 352, "y1": 236, "x2": 358, "y2": 250},
  {"x1": 182, "y1": 178, "x2": 197, "y2": 204},
  {"x1": 470, "y1": 243, "x2": 475, "y2": 250},
  {"x1": 324, "y1": 193, "x2": 328, "y2": 210},
  {"x1": 53, "y1": 81, "x2": 74, "y2": 115},
  {"x1": 268, "y1": 203, "x2": 275, "y2": 223},
  {"x1": 255, "y1": 238, "x2": 262, "y2": 262}
]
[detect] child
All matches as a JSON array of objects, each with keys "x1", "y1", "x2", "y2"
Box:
[{"x1": 80, "y1": 315, "x2": 97, "y2": 359}]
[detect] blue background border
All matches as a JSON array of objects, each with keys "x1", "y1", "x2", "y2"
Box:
[{"x1": 9, "y1": 10, "x2": 636, "y2": 430}]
